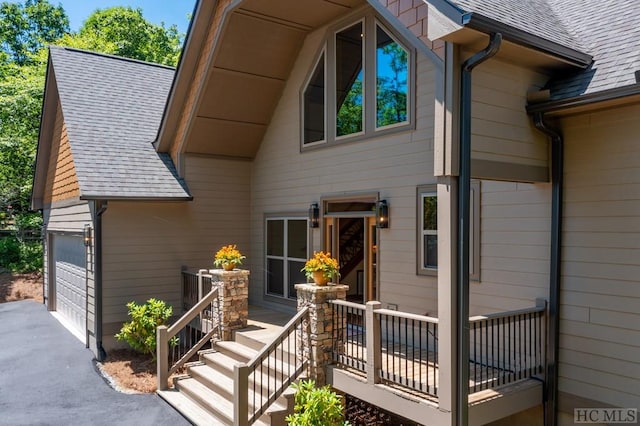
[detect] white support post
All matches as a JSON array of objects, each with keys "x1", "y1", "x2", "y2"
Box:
[
  {"x1": 366, "y1": 301, "x2": 382, "y2": 385},
  {"x1": 234, "y1": 364, "x2": 249, "y2": 426},
  {"x1": 157, "y1": 325, "x2": 169, "y2": 391}
]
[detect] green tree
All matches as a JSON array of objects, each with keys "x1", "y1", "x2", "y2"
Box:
[
  {"x1": 0, "y1": 0, "x2": 68, "y2": 65},
  {"x1": 59, "y1": 6, "x2": 181, "y2": 66},
  {"x1": 0, "y1": 54, "x2": 45, "y2": 214},
  {"x1": 0, "y1": 3, "x2": 183, "y2": 217}
]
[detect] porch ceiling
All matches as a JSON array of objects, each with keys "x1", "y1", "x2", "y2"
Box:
[{"x1": 186, "y1": 0, "x2": 364, "y2": 158}]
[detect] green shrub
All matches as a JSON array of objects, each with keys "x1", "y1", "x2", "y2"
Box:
[
  {"x1": 286, "y1": 380, "x2": 350, "y2": 426},
  {"x1": 115, "y1": 298, "x2": 176, "y2": 358},
  {"x1": 0, "y1": 236, "x2": 42, "y2": 273}
]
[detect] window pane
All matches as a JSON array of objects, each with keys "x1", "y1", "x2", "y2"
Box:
[
  {"x1": 287, "y1": 220, "x2": 307, "y2": 259},
  {"x1": 423, "y1": 195, "x2": 437, "y2": 231},
  {"x1": 303, "y1": 53, "x2": 325, "y2": 144},
  {"x1": 267, "y1": 258, "x2": 284, "y2": 296},
  {"x1": 376, "y1": 25, "x2": 408, "y2": 128},
  {"x1": 288, "y1": 260, "x2": 306, "y2": 299},
  {"x1": 266, "y1": 220, "x2": 284, "y2": 256},
  {"x1": 336, "y1": 22, "x2": 363, "y2": 137},
  {"x1": 424, "y1": 234, "x2": 438, "y2": 269}
]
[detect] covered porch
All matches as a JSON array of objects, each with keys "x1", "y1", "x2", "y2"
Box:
[{"x1": 158, "y1": 269, "x2": 548, "y2": 425}]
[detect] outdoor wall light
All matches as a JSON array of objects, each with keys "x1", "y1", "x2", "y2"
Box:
[
  {"x1": 376, "y1": 200, "x2": 389, "y2": 228},
  {"x1": 308, "y1": 203, "x2": 320, "y2": 228},
  {"x1": 83, "y1": 224, "x2": 92, "y2": 247}
]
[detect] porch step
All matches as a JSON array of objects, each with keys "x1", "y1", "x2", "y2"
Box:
[
  {"x1": 175, "y1": 376, "x2": 234, "y2": 424},
  {"x1": 158, "y1": 388, "x2": 229, "y2": 426},
  {"x1": 159, "y1": 328, "x2": 298, "y2": 425},
  {"x1": 202, "y1": 344, "x2": 299, "y2": 381}
]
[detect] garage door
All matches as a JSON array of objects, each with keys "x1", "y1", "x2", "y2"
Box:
[{"x1": 53, "y1": 234, "x2": 86, "y2": 338}]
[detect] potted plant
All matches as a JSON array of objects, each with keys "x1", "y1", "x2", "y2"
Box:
[
  {"x1": 301, "y1": 251, "x2": 339, "y2": 286},
  {"x1": 213, "y1": 244, "x2": 246, "y2": 271}
]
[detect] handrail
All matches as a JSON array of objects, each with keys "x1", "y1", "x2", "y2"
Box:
[
  {"x1": 376, "y1": 308, "x2": 439, "y2": 324},
  {"x1": 157, "y1": 284, "x2": 220, "y2": 391},
  {"x1": 234, "y1": 307, "x2": 310, "y2": 426},
  {"x1": 168, "y1": 286, "x2": 219, "y2": 338},
  {"x1": 328, "y1": 299, "x2": 366, "y2": 310},
  {"x1": 246, "y1": 307, "x2": 310, "y2": 368},
  {"x1": 469, "y1": 299, "x2": 546, "y2": 323}
]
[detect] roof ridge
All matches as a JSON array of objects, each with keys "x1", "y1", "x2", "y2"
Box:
[{"x1": 48, "y1": 45, "x2": 176, "y2": 71}]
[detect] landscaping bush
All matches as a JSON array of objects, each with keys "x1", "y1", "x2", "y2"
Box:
[
  {"x1": 115, "y1": 298, "x2": 176, "y2": 358},
  {"x1": 0, "y1": 236, "x2": 42, "y2": 273},
  {"x1": 286, "y1": 380, "x2": 350, "y2": 426}
]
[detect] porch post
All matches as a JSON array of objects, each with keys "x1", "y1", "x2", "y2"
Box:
[
  {"x1": 295, "y1": 283, "x2": 349, "y2": 386},
  {"x1": 209, "y1": 269, "x2": 250, "y2": 340},
  {"x1": 434, "y1": 41, "x2": 460, "y2": 425},
  {"x1": 437, "y1": 177, "x2": 458, "y2": 418}
]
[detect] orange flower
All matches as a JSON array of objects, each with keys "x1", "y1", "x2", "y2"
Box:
[
  {"x1": 213, "y1": 244, "x2": 246, "y2": 268},
  {"x1": 301, "y1": 251, "x2": 339, "y2": 281}
]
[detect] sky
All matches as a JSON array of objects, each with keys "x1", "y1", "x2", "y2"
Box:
[{"x1": 57, "y1": 0, "x2": 196, "y2": 34}]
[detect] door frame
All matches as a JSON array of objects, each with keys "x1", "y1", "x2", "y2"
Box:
[{"x1": 320, "y1": 192, "x2": 380, "y2": 302}]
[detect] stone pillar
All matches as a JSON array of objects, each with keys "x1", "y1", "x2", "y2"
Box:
[
  {"x1": 210, "y1": 269, "x2": 249, "y2": 340},
  {"x1": 295, "y1": 283, "x2": 349, "y2": 386}
]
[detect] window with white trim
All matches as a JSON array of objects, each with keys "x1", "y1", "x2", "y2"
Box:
[
  {"x1": 302, "y1": 13, "x2": 412, "y2": 147},
  {"x1": 265, "y1": 218, "x2": 308, "y2": 299},
  {"x1": 418, "y1": 182, "x2": 480, "y2": 279}
]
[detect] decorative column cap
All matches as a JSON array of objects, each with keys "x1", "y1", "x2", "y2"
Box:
[
  {"x1": 294, "y1": 283, "x2": 349, "y2": 293},
  {"x1": 209, "y1": 269, "x2": 250, "y2": 276}
]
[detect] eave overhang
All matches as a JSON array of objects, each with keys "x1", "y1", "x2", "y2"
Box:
[
  {"x1": 31, "y1": 54, "x2": 57, "y2": 211},
  {"x1": 527, "y1": 83, "x2": 640, "y2": 116},
  {"x1": 79, "y1": 195, "x2": 194, "y2": 202},
  {"x1": 427, "y1": 0, "x2": 592, "y2": 70},
  {"x1": 156, "y1": 0, "x2": 366, "y2": 160}
]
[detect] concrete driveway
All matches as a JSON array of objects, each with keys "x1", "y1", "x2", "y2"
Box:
[{"x1": 0, "y1": 301, "x2": 190, "y2": 426}]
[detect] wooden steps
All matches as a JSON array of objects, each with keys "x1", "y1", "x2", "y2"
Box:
[{"x1": 158, "y1": 329, "x2": 298, "y2": 425}]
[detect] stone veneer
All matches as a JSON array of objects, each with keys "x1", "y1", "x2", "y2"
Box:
[
  {"x1": 210, "y1": 269, "x2": 249, "y2": 340},
  {"x1": 295, "y1": 283, "x2": 349, "y2": 386}
]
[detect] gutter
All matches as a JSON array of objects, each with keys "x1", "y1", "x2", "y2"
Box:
[
  {"x1": 95, "y1": 200, "x2": 108, "y2": 361},
  {"x1": 425, "y1": 0, "x2": 591, "y2": 69},
  {"x1": 533, "y1": 113, "x2": 563, "y2": 426},
  {"x1": 527, "y1": 83, "x2": 640, "y2": 115},
  {"x1": 457, "y1": 32, "x2": 502, "y2": 426},
  {"x1": 80, "y1": 195, "x2": 193, "y2": 202},
  {"x1": 462, "y1": 14, "x2": 591, "y2": 69}
]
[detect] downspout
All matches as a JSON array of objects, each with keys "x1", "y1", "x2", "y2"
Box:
[
  {"x1": 533, "y1": 113, "x2": 563, "y2": 426},
  {"x1": 457, "y1": 33, "x2": 502, "y2": 426},
  {"x1": 95, "y1": 200, "x2": 108, "y2": 361}
]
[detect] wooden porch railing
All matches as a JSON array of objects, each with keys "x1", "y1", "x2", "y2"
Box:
[
  {"x1": 330, "y1": 299, "x2": 439, "y2": 396},
  {"x1": 157, "y1": 270, "x2": 220, "y2": 391},
  {"x1": 234, "y1": 306, "x2": 310, "y2": 426},
  {"x1": 469, "y1": 298, "x2": 546, "y2": 392},
  {"x1": 330, "y1": 299, "x2": 546, "y2": 399}
]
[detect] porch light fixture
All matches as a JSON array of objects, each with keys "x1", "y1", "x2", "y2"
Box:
[
  {"x1": 376, "y1": 200, "x2": 389, "y2": 228},
  {"x1": 83, "y1": 224, "x2": 92, "y2": 247},
  {"x1": 308, "y1": 203, "x2": 320, "y2": 228}
]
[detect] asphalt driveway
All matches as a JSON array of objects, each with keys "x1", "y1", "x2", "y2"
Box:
[{"x1": 0, "y1": 301, "x2": 190, "y2": 426}]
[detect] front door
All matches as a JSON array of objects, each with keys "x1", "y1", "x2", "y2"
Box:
[{"x1": 323, "y1": 200, "x2": 378, "y2": 303}]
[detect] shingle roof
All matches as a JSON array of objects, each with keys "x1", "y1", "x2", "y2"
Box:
[
  {"x1": 443, "y1": 0, "x2": 640, "y2": 100},
  {"x1": 49, "y1": 46, "x2": 191, "y2": 199}
]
